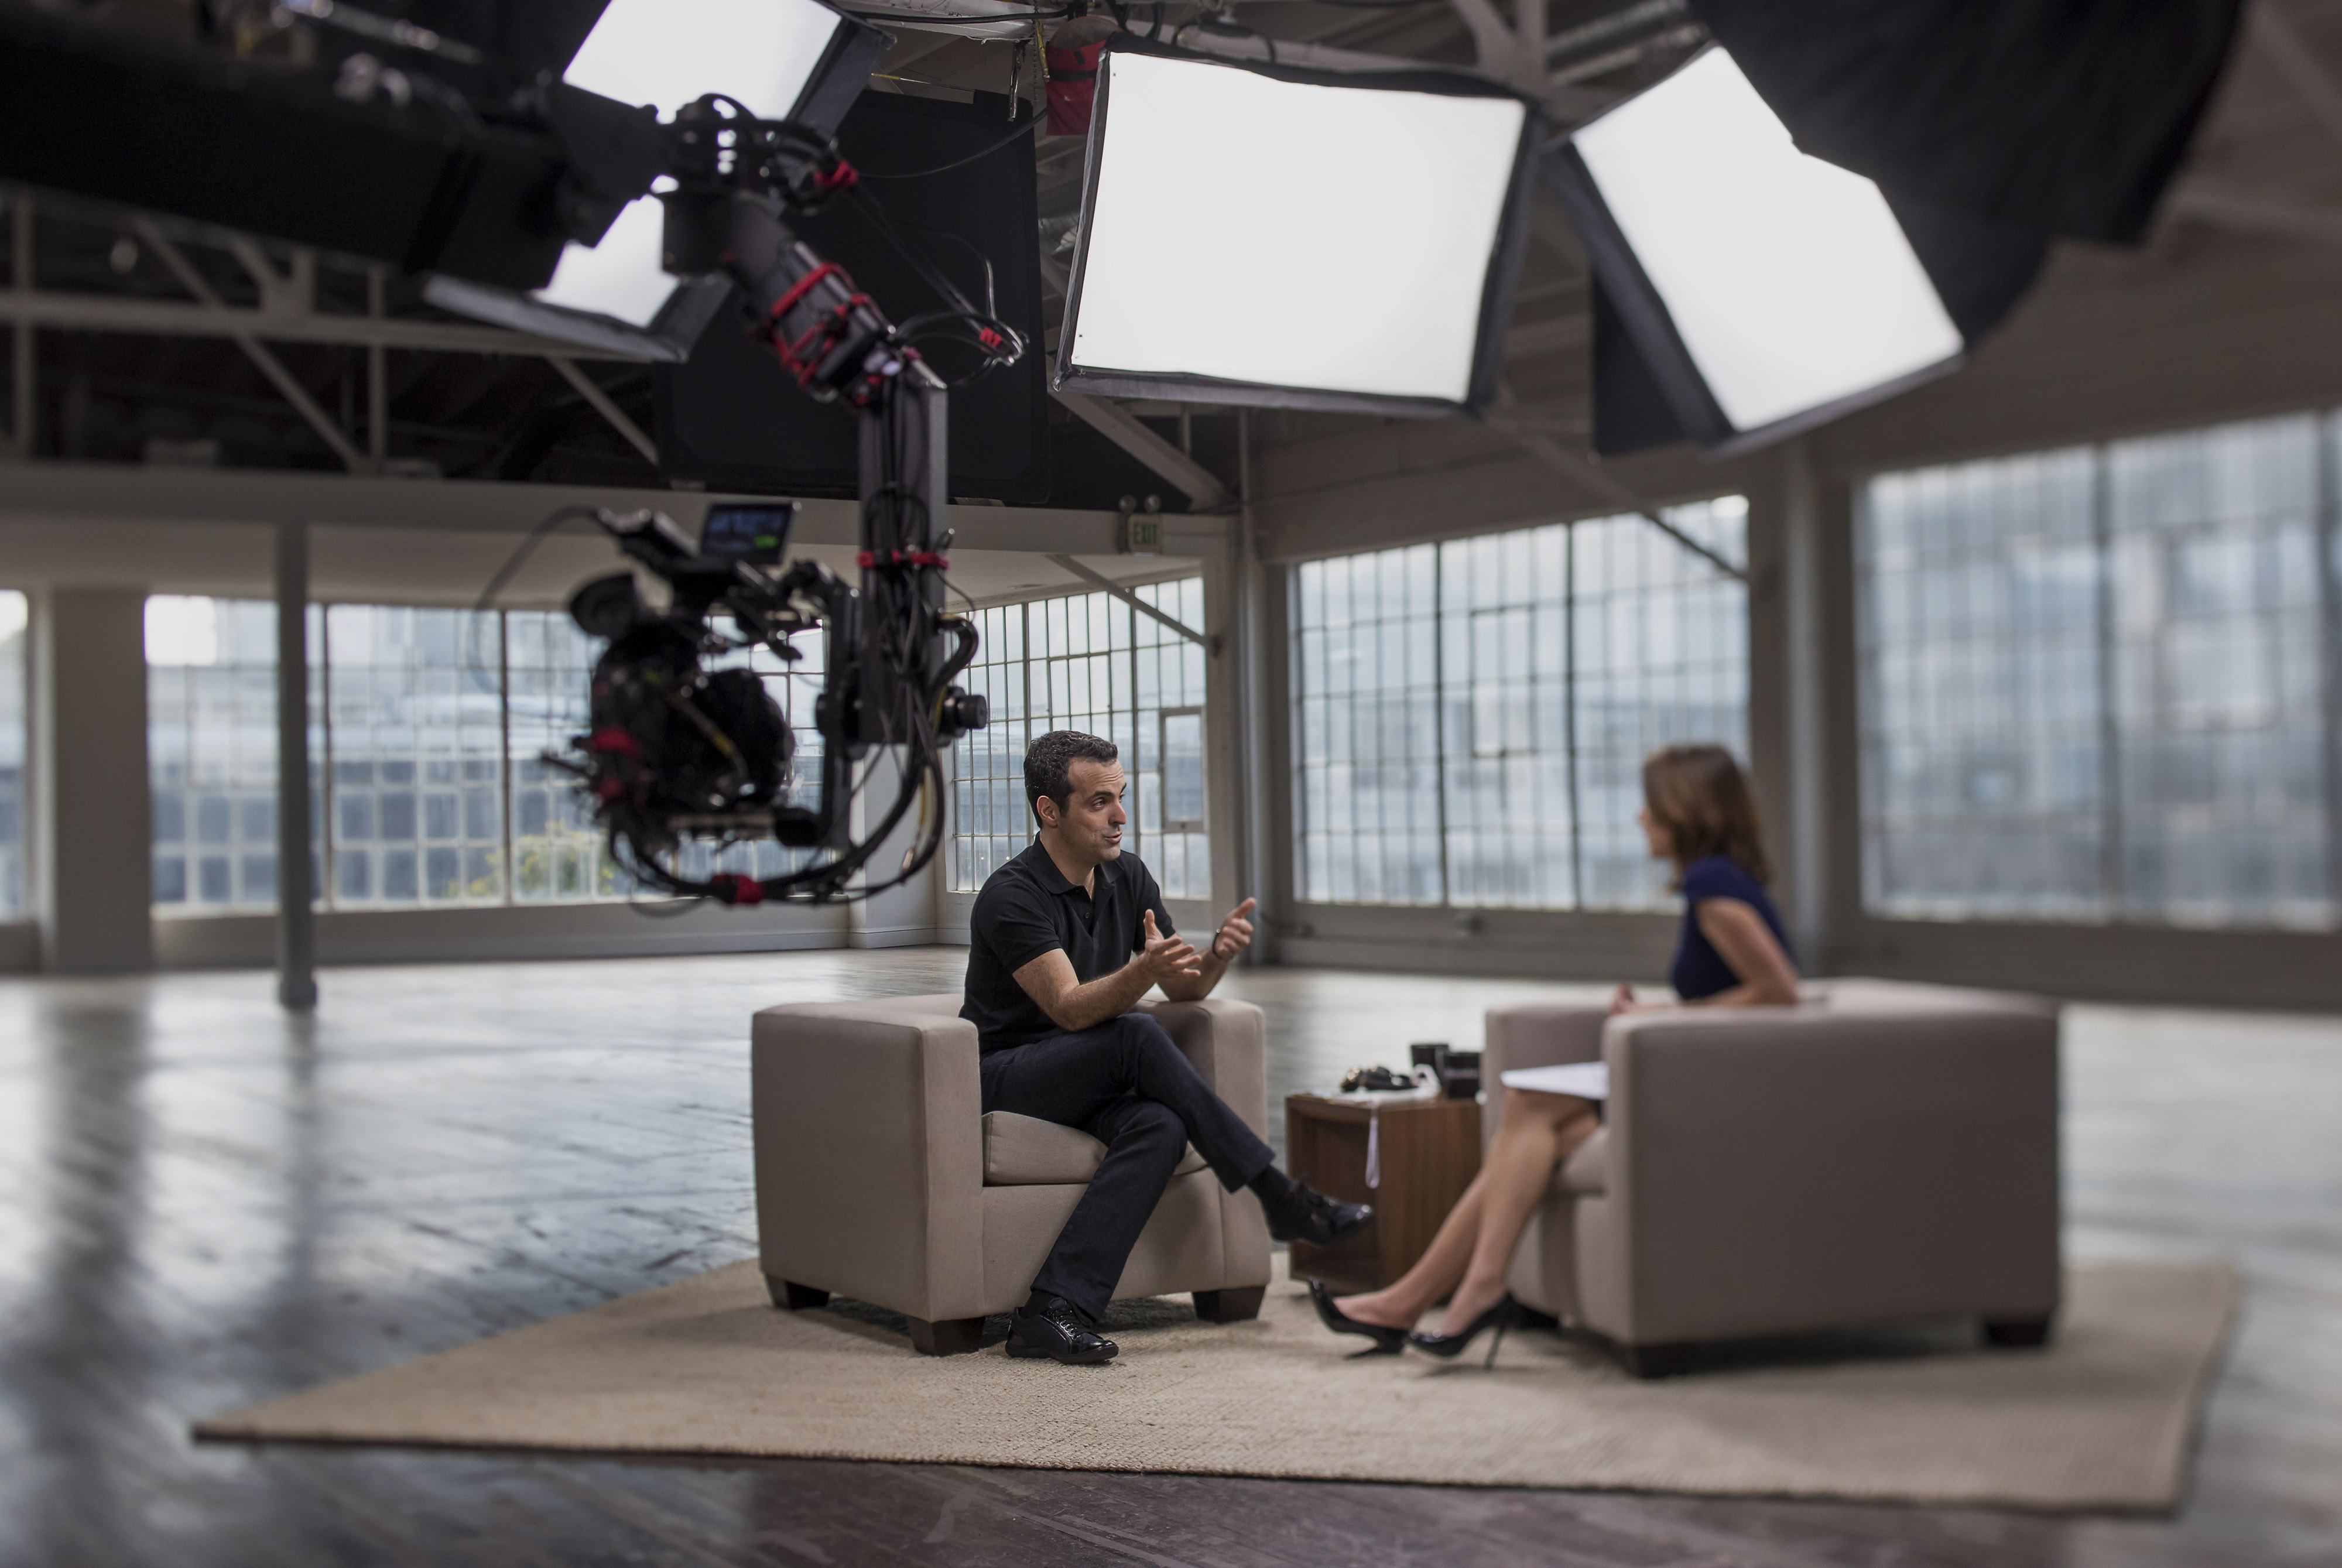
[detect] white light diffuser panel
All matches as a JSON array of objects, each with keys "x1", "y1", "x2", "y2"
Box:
[
  {"x1": 1063, "y1": 51, "x2": 1529, "y2": 411},
  {"x1": 564, "y1": 0, "x2": 848, "y2": 122},
  {"x1": 1571, "y1": 48, "x2": 1961, "y2": 434},
  {"x1": 535, "y1": 194, "x2": 672, "y2": 327}
]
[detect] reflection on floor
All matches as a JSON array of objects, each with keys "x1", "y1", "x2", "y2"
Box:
[{"x1": 1, "y1": 948, "x2": 2336, "y2": 1567}]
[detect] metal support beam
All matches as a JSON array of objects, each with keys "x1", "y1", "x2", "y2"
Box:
[
  {"x1": 0, "y1": 284, "x2": 653, "y2": 359},
  {"x1": 2165, "y1": 180, "x2": 2342, "y2": 248},
  {"x1": 134, "y1": 218, "x2": 367, "y2": 472},
  {"x1": 275, "y1": 521, "x2": 319, "y2": 1010},
  {"x1": 9, "y1": 188, "x2": 30, "y2": 459},
  {"x1": 1046, "y1": 553, "x2": 1217, "y2": 651},
  {"x1": 2253, "y1": 2, "x2": 2342, "y2": 162},
  {"x1": 1447, "y1": 0, "x2": 1524, "y2": 77},
  {"x1": 1487, "y1": 388, "x2": 1748, "y2": 579},
  {"x1": 1051, "y1": 389, "x2": 1234, "y2": 510},
  {"x1": 546, "y1": 355, "x2": 658, "y2": 465}
]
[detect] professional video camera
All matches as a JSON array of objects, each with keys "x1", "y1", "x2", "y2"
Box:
[
  {"x1": 532, "y1": 94, "x2": 1018, "y2": 904},
  {"x1": 0, "y1": 1, "x2": 1016, "y2": 905}
]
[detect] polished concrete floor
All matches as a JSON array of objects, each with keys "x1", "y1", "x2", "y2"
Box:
[{"x1": 1, "y1": 948, "x2": 2337, "y2": 1567}]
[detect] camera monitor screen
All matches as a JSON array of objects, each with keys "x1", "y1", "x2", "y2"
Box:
[
  {"x1": 699, "y1": 504, "x2": 800, "y2": 566},
  {"x1": 1057, "y1": 42, "x2": 1538, "y2": 418}
]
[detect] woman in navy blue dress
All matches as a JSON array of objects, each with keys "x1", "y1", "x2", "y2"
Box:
[{"x1": 1312, "y1": 744, "x2": 1799, "y2": 1357}]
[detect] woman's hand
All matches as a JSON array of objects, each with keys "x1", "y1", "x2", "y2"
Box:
[{"x1": 1608, "y1": 984, "x2": 1641, "y2": 1016}]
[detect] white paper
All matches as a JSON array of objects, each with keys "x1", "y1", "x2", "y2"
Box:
[{"x1": 1498, "y1": 1062, "x2": 1610, "y2": 1100}]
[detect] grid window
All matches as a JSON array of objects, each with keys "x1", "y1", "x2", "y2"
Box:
[
  {"x1": 324, "y1": 606, "x2": 505, "y2": 908},
  {"x1": 148, "y1": 597, "x2": 855, "y2": 914},
  {"x1": 1858, "y1": 449, "x2": 2106, "y2": 919},
  {"x1": 1440, "y1": 524, "x2": 1571, "y2": 908},
  {"x1": 1858, "y1": 410, "x2": 2338, "y2": 929},
  {"x1": 146, "y1": 597, "x2": 315, "y2": 913},
  {"x1": 1572, "y1": 501, "x2": 1751, "y2": 910},
  {"x1": 1135, "y1": 578, "x2": 1211, "y2": 899},
  {"x1": 1292, "y1": 501, "x2": 1749, "y2": 911},
  {"x1": 2111, "y1": 419, "x2": 2328, "y2": 927},
  {"x1": 0, "y1": 592, "x2": 25, "y2": 917},
  {"x1": 946, "y1": 578, "x2": 1211, "y2": 901},
  {"x1": 1295, "y1": 545, "x2": 1442, "y2": 904},
  {"x1": 950, "y1": 604, "x2": 1030, "y2": 893}
]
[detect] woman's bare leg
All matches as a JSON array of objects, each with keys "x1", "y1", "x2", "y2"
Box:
[
  {"x1": 1333, "y1": 1088, "x2": 1597, "y2": 1333},
  {"x1": 1438, "y1": 1091, "x2": 1600, "y2": 1334},
  {"x1": 1331, "y1": 1172, "x2": 1487, "y2": 1330}
]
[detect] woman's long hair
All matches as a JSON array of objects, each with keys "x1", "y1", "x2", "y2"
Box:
[{"x1": 1642, "y1": 744, "x2": 1771, "y2": 886}]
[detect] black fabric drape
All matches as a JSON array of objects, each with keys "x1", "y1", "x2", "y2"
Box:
[{"x1": 1686, "y1": 0, "x2": 2244, "y2": 245}]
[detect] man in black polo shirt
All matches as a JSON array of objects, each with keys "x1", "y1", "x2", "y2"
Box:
[{"x1": 966, "y1": 730, "x2": 1372, "y2": 1364}]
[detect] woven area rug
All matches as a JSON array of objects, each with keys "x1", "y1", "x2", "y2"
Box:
[{"x1": 196, "y1": 1257, "x2": 2233, "y2": 1511}]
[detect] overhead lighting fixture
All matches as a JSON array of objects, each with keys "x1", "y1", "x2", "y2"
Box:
[
  {"x1": 1545, "y1": 44, "x2": 2068, "y2": 458},
  {"x1": 425, "y1": 0, "x2": 886, "y2": 360},
  {"x1": 424, "y1": 194, "x2": 734, "y2": 361},
  {"x1": 561, "y1": 0, "x2": 888, "y2": 133},
  {"x1": 1545, "y1": 46, "x2": 1971, "y2": 456},
  {"x1": 1056, "y1": 42, "x2": 1539, "y2": 417}
]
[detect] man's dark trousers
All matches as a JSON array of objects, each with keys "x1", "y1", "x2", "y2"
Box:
[{"x1": 980, "y1": 1012, "x2": 1275, "y2": 1324}]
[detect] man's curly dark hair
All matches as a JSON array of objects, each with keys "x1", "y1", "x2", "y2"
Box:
[{"x1": 1026, "y1": 730, "x2": 1119, "y2": 828}]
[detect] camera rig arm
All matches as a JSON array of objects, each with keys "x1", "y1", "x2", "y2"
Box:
[{"x1": 562, "y1": 170, "x2": 993, "y2": 906}]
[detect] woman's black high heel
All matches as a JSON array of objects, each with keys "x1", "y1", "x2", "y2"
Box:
[
  {"x1": 1408, "y1": 1295, "x2": 1522, "y2": 1368},
  {"x1": 1307, "y1": 1279, "x2": 1408, "y2": 1354}
]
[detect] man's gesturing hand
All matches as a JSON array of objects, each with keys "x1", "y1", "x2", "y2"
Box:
[
  {"x1": 1136, "y1": 910, "x2": 1203, "y2": 986},
  {"x1": 1212, "y1": 896, "x2": 1258, "y2": 961}
]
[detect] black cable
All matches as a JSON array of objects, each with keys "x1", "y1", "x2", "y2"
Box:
[
  {"x1": 475, "y1": 505, "x2": 602, "y2": 619},
  {"x1": 463, "y1": 504, "x2": 603, "y2": 693},
  {"x1": 856, "y1": 117, "x2": 1043, "y2": 181}
]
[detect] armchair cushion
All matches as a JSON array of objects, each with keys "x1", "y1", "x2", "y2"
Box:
[{"x1": 981, "y1": 1111, "x2": 1207, "y2": 1185}]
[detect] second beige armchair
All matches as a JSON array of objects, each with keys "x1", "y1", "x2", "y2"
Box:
[{"x1": 1485, "y1": 978, "x2": 2063, "y2": 1376}]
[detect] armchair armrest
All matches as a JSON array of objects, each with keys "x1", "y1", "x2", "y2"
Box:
[
  {"x1": 1482, "y1": 1003, "x2": 1608, "y2": 1151},
  {"x1": 1139, "y1": 997, "x2": 1267, "y2": 1139},
  {"x1": 1596, "y1": 1002, "x2": 2061, "y2": 1341},
  {"x1": 751, "y1": 998, "x2": 986, "y2": 1322}
]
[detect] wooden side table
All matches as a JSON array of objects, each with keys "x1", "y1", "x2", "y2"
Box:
[{"x1": 1283, "y1": 1094, "x2": 1482, "y2": 1293}]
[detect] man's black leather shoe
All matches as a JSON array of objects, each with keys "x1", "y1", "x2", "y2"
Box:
[
  {"x1": 1262, "y1": 1182, "x2": 1374, "y2": 1247},
  {"x1": 1005, "y1": 1296, "x2": 1119, "y2": 1364}
]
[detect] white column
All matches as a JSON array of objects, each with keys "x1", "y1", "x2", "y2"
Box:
[
  {"x1": 33, "y1": 587, "x2": 153, "y2": 973},
  {"x1": 1779, "y1": 439, "x2": 1862, "y2": 967}
]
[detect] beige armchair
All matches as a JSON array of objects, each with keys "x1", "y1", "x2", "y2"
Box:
[
  {"x1": 751, "y1": 992, "x2": 1273, "y2": 1354},
  {"x1": 1485, "y1": 978, "x2": 2062, "y2": 1377}
]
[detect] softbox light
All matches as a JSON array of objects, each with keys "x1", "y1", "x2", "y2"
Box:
[
  {"x1": 561, "y1": 0, "x2": 886, "y2": 135},
  {"x1": 424, "y1": 0, "x2": 886, "y2": 361},
  {"x1": 1056, "y1": 39, "x2": 1539, "y2": 418},
  {"x1": 1546, "y1": 46, "x2": 2039, "y2": 457}
]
